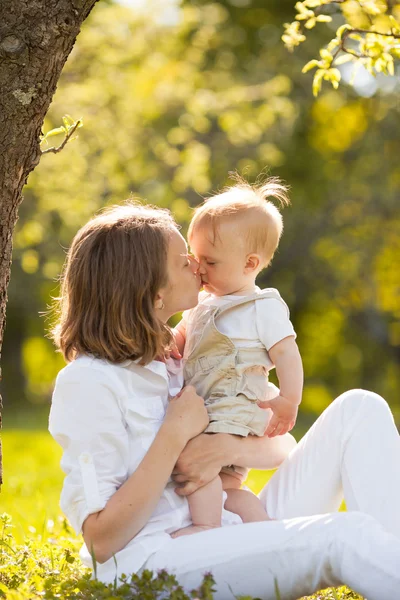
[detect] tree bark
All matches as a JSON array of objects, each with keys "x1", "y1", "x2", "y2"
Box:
[{"x1": 0, "y1": 0, "x2": 99, "y2": 486}]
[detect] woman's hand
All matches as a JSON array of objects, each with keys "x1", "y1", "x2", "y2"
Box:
[
  {"x1": 172, "y1": 433, "x2": 227, "y2": 496},
  {"x1": 165, "y1": 386, "x2": 208, "y2": 447},
  {"x1": 172, "y1": 430, "x2": 298, "y2": 496}
]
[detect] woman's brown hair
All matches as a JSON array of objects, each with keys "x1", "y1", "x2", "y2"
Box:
[{"x1": 51, "y1": 202, "x2": 176, "y2": 365}]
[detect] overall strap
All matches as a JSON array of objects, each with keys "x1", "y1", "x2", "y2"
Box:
[{"x1": 214, "y1": 288, "x2": 284, "y2": 320}]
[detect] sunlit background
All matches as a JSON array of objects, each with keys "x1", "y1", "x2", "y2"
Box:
[
  {"x1": 1, "y1": 5, "x2": 398, "y2": 598},
  {"x1": 2, "y1": 0, "x2": 399, "y2": 433}
]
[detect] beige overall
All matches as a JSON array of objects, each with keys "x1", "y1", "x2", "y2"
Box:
[{"x1": 183, "y1": 289, "x2": 282, "y2": 481}]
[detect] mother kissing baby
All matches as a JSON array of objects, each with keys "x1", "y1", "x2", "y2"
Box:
[{"x1": 49, "y1": 176, "x2": 400, "y2": 599}]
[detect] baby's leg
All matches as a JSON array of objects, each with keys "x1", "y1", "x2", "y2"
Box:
[
  {"x1": 171, "y1": 476, "x2": 223, "y2": 538},
  {"x1": 221, "y1": 472, "x2": 271, "y2": 523}
]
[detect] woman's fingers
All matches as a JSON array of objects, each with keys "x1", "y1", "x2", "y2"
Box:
[
  {"x1": 174, "y1": 481, "x2": 199, "y2": 496},
  {"x1": 166, "y1": 386, "x2": 208, "y2": 441},
  {"x1": 171, "y1": 473, "x2": 187, "y2": 483}
]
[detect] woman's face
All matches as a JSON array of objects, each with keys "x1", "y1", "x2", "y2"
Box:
[{"x1": 159, "y1": 228, "x2": 200, "y2": 319}]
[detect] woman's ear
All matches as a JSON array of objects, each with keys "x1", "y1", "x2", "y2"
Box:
[
  {"x1": 155, "y1": 293, "x2": 165, "y2": 310},
  {"x1": 244, "y1": 253, "x2": 261, "y2": 273}
]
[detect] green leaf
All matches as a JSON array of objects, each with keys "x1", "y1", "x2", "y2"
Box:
[
  {"x1": 389, "y1": 15, "x2": 400, "y2": 34},
  {"x1": 327, "y1": 38, "x2": 340, "y2": 53},
  {"x1": 305, "y1": 17, "x2": 317, "y2": 29},
  {"x1": 348, "y1": 33, "x2": 362, "y2": 41},
  {"x1": 62, "y1": 114, "x2": 76, "y2": 128},
  {"x1": 41, "y1": 126, "x2": 66, "y2": 143},
  {"x1": 334, "y1": 54, "x2": 354, "y2": 66},
  {"x1": 0, "y1": 539, "x2": 16, "y2": 554},
  {"x1": 316, "y1": 15, "x2": 332, "y2": 23},
  {"x1": 302, "y1": 59, "x2": 320, "y2": 73},
  {"x1": 336, "y1": 24, "x2": 353, "y2": 40},
  {"x1": 312, "y1": 69, "x2": 324, "y2": 96},
  {"x1": 319, "y1": 48, "x2": 332, "y2": 61},
  {"x1": 329, "y1": 68, "x2": 341, "y2": 82}
]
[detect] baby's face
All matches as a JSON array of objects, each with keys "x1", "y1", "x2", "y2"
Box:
[{"x1": 189, "y1": 222, "x2": 255, "y2": 296}]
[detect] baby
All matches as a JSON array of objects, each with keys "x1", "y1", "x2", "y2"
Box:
[{"x1": 172, "y1": 177, "x2": 303, "y2": 537}]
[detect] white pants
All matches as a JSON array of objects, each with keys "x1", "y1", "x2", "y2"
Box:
[{"x1": 144, "y1": 390, "x2": 400, "y2": 599}]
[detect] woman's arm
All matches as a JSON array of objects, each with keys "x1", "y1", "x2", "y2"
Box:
[
  {"x1": 172, "y1": 431, "x2": 297, "y2": 496},
  {"x1": 83, "y1": 420, "x2": 185, "y2": 563},
  {"x1": 83, "y1": 385, "x2": 208, "y2": 563}
]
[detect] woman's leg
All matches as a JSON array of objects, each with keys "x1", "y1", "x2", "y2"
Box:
[
  {"x1": 144, "y1": 512, "x2": 400, "y2": 600},
  {"x1": 260, "y1": 389, "x2": 400, "y2": 537}
]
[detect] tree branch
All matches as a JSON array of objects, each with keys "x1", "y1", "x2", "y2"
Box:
[
  {"x1": 348, "y1": 27, "x2": 400, "y2": 39},
  {"x1": 41, "y1": 121, "x2": 81, "y2": 155},
  {"x1": 331, "y1": 26, "x2": 400, "y2": 63}
]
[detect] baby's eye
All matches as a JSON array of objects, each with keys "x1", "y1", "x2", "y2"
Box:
[{"x1": 206, "y1": 262, "x2": 216, "y2": 266}]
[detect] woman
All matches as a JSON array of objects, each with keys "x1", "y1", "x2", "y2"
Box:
[{"x1": 49, "y1": 202, "x2": 400, "y2": 600}]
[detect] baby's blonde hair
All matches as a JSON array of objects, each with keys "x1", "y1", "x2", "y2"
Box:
[{"x1": 188, "y1": 176, "x2": 290, "y2": 269}]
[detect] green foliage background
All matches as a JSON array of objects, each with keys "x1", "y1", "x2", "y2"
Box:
[
  {"x1": 2, "y1": 0, "x2": 400, "y2": 429},
  {"x1": 0, "y1": 2, "x2": 398, "y2": 597}
]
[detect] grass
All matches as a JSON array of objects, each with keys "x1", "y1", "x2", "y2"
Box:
[
  {"x1": 1, "y1": 430, "x2": 63, "y2": 542},
  {"x1": 0, "y1": 430, "x2": 362, "y2": 599}
]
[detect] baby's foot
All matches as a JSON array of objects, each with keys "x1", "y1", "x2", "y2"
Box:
[{"x1": 170, "y1": 524, "x2": 219, "y2": 538}]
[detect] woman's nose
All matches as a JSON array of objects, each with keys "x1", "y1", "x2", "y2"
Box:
[{"x1": 188, "y1": 255, "x2": 199, "y2": 274}]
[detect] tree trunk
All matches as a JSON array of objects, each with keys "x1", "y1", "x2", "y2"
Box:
[{"x1": 0, "y1": 0, "x2": 99, "y2": 486}]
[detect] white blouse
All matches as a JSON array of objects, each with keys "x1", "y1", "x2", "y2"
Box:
[{"x1": 49, "y1": 354, "x2": 241, "y2": 583}]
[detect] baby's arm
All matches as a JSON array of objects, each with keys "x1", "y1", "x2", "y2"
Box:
[
  {"x1": 270, "y1": 336, "x2": 303, "y2": 406},
  {"x1": 260, "y1": 336, "x2": 303, "y2": 438}
]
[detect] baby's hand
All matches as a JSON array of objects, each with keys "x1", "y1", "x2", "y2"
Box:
[
  {"x1": 156, "y1": 342, "x2": 181, "y2": 362},
  {"x1": 257, "y1": 395, "x2": 298, "y2": 438},
  {"x1": 161, "y1": 328, "x2": 184, "y2": 361},
  {"x1": 165, "y1": 339, "x2": 182, "y2": 360},
  {"x1": 170, "y1": 325, "x2": 186, "y2": 359}
]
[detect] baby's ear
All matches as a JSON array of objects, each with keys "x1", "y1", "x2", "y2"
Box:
[{"x1": 245, "y1": 253, "x2": 261, "y2": 273}]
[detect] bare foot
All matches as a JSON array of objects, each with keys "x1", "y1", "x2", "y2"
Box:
[{"x1": 170, "y1": 524, "x2": 219, "y2": 538}]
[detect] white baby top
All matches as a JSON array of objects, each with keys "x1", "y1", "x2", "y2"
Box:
[
  {"x1": 183, "y1": 287, "x2": 296, "y2": 366},
  {"x1": 49, "y1": 354, "x2": 241, "y2": 584}
]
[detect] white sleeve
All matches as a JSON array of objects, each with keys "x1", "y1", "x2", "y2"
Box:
[
  {"x1": 48, "y1": 368, "x2": 129, "y2": 535},
  {"x1": 255, "y1": 297, "x2": 296, "y2": 351}
]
